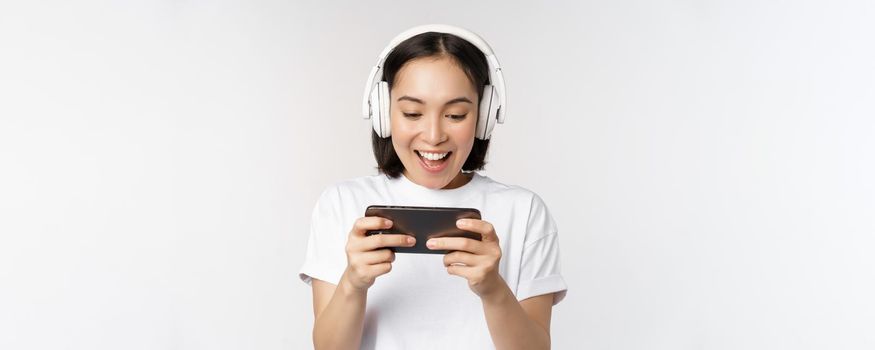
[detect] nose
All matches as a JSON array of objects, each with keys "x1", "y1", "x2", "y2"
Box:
[{"x1": 421, "y1": 113, "x2": 447, "y2": 145}]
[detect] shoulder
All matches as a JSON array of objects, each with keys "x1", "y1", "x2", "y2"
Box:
[
  {"x1": 478, "y1": 174, "x2": 556, "y2": 234},
  {"x1": 477, "y1": 174, "x2": 549, "y2": 208},
  {"x1": 313, "y1": 174, "x2": 389, "y2": 209},
  {"x1": 318, "y1": 174, "x2": 385, "y2": 196}
]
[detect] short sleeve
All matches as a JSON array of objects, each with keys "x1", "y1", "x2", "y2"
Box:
[
  {"x1": 298, "y1": 186, "x2": 348, "y2": 286},
  {"x1": 515, "y1": 193, "x2": 568, "y2": 305}
]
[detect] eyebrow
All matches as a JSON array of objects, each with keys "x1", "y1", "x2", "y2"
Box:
[{"x1": 397, "y1": 95, "x2": 473, "y2": 106}]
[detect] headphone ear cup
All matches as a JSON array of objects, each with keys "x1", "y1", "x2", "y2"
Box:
[
  {"x1": 378, "y1": 81, "x2": 391, "y2": 137},
  {"x1": 477, "y1": 84, "x2": 498, "y2": 139},
  {"x1": 369, "y1": 81, "x2": 391, "y2": 138},
  {"x1": 368, "y1": 82, "x2": 382, "y2": 137}
]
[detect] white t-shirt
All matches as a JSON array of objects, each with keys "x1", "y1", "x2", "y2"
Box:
[{"x1": 299, "y1": 172, "x2": 567, "y2": 350}]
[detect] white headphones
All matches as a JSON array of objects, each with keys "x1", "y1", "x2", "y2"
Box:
[{"x1": 361, "y1": 24, "x2": 507, "y2": 140}]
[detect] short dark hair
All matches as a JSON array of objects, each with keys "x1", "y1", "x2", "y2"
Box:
[{"x1": 371, "y1": 32, "x2": 491, "y2": 178}]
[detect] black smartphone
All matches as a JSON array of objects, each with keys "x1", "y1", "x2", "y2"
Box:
[{"x1": 364, "y1": 205, "x2": 482, "y2": 254}]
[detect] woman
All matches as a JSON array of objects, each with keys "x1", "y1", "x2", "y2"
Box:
[{"x1": 299, "y1": 24, "x2": 567, "y2": 350}]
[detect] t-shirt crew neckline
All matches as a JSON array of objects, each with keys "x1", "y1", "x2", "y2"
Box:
[{"x1": 389, "y1": 171, "x2": 485, "y2": 204}]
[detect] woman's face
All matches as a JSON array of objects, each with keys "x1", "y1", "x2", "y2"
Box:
[{"x1": 390, "y1": 56, "x2": 479, "y2": 190}]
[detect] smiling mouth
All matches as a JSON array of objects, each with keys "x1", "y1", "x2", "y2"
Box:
[{"x1": 415, "y1": 150, "x2": 452, "y2": 169}]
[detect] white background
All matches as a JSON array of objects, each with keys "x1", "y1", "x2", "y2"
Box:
[{"x1": 2, "y1": 1, "x2": 874, "y2": 349}]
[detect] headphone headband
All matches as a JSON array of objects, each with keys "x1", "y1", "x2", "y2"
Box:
[{"x1": 361, "y1": 24, "x2": 507, "y2": 129}]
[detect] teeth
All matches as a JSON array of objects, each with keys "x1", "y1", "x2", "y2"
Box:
[{"x1": 417, "y1": 151, "x2": 449, "y2": 161}]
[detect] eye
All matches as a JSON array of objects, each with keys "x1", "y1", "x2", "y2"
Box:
[
  {"x1": 447, "y1": 114, "x2": 467, "y2": 120},
  {"x1": 403, "y1": 112, "x2": 421, "y2": 119}
]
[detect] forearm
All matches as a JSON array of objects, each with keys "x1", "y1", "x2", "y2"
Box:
[
  {"x1": 481, "y1": 280, "x2": 550, "y2": 350},
  {"x1": 313, "y1": 272, "x2": 368, "y2": 350}
]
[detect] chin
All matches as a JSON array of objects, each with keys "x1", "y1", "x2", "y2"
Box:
[
  {"x1": 403, "y1": 164, "x2": 456, "y2": 189},
  {"x1": 415, "y1": 173, "x2": 451, "y2": 189}
]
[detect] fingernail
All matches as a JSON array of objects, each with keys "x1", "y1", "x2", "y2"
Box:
[
  {"x1": 456, "y1": 219, "x2": 466, "y2": 227},
  {"x1": 385, "y1": 219, "x2": 393, "y2": 226},
  {"x1": 427, "y1": 239, "x2": 437, "y2": 248},
  {"x1": 407, "y1": 236, "x2": 415, "y2": 245}
]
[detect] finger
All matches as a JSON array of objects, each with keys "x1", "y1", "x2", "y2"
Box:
[
  {"x1": 427, "y1": 237, "x2": 485, "y2": 254},
  {"x1": 446, "y1": 264, "x2": 475, "y2": 279},
  {"x1": 351, "y1": 216, "x2": 393, "y2": 237},
  {"x1": 361, "y1": 233, "x2": 416, "y2": 251},
  {"x1": 367, "y1": 262, "x2": 393, "y2": 277},
  {"x1": 443, "y1": 251, "x2": 479, "y2": 267},
  {"x1": 359, "y1": 249, "x2": 395, "y2": 265},
  {"x1": 456, "y1": 219, "x2": 498, "y2": 242}
]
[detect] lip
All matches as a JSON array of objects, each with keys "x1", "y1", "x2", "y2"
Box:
[{"x1": 416, "y1": 151, "x2": 451, "y2": 174}]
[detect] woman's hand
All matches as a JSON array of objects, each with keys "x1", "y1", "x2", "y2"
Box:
[
  {"x1": 342, "y1": 216, "x2": 416, "y2": 292},
  {"x1": 427, "y1": 218, "x2": 506, "y2": 299}
]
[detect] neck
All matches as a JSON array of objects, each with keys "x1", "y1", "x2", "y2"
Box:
[{"x1": 442, "y1": 171, "x2": 473, "y2": 189}]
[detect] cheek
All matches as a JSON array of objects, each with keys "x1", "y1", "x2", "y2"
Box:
[
  {"x1": 444, "y1": 115, "x2": 476, "y2": 138},
  {"x1": 390, "y1": 119, "x2": 415, "y2": 148},
  {"x1": 451, "y1": 129, "x2": 476, "y2": 159},
  {"x1": 390, "y1": 137, "x2": 409, "y2": 157},
  {"x1": 454, "y1": 119, "x2": 477, "y2": 142},
  {"x1": 390, "y1": 114, "x2": 418, "y2": 138},
  {"x1": 462, "y1": 138, "x2": 476, "y2": 157}
]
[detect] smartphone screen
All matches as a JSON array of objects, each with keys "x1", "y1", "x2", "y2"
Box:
[{"x1": 364, "y1": 205, "x2": 482, "y2": 254}]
